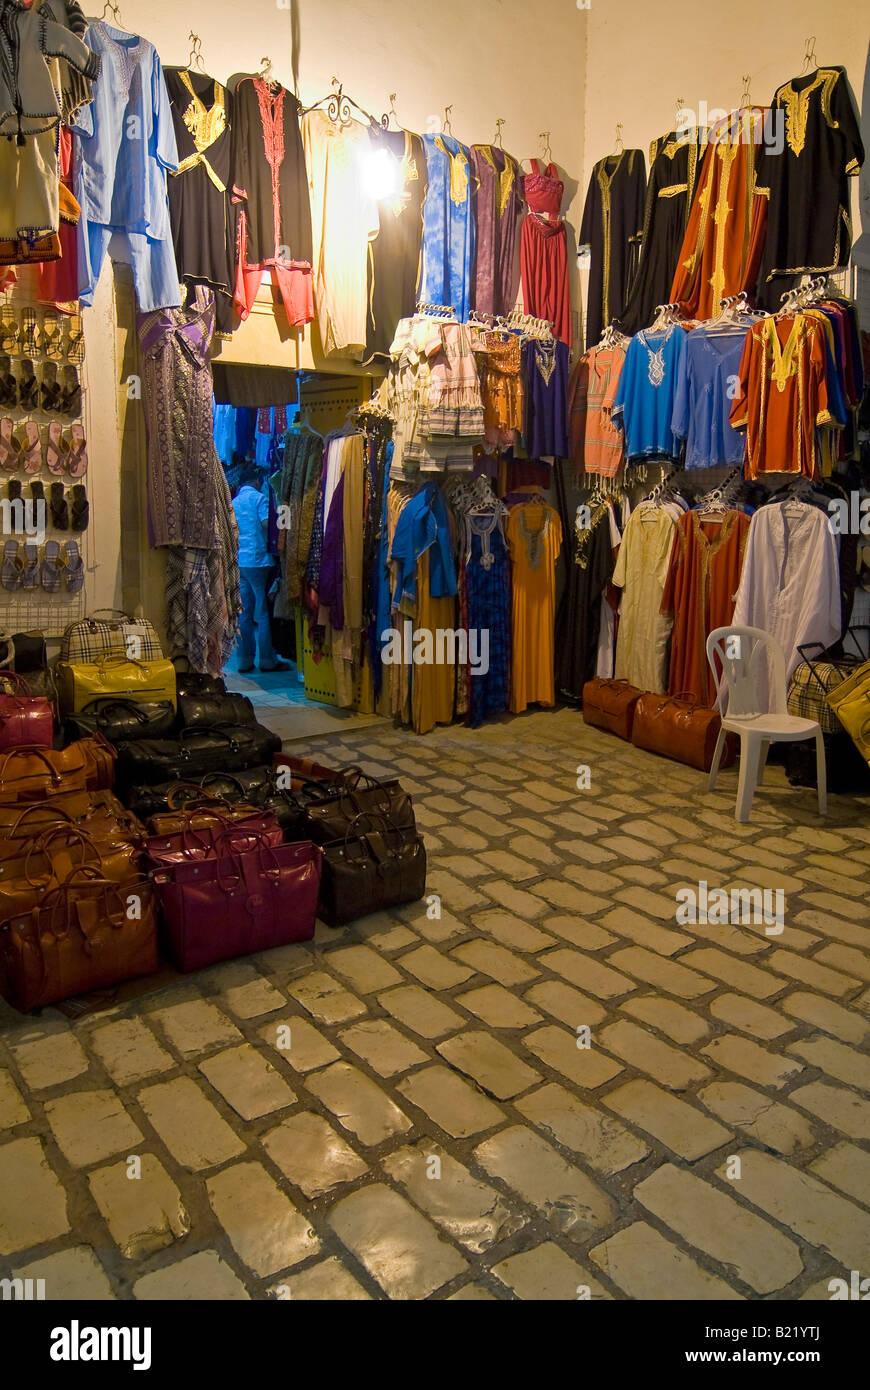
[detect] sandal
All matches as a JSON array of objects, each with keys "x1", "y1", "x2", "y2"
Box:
[
  {"x1": 42, "y1": 309, "x2": 63, "y2": 360},
  {"x1": 7, "y1": 477, "x2": 21, "y2": 503},
  {"x1": 18, "y1": 360, "x2": 38, "y2": 411},
  {"x1": 45, "y1": 421, "x2": 69, "y2": 474},
  {"x1": 2, "y1": 539, "x2": 22, "y2": 590},
  {"x1": 67, "y1": 423, "x2": 88, "y2": 476},
  {"x1": 64, "y1": 313, "x2": 84, "y2": 364},
  {"x1": 70, "y1": 483, "x2": 89, "y2": 531},
  {"x1": 41, "y1": 539, "x2": 64, "y2": 592},
  {"x1": 62, "y1": 540, "x2": 84, "y2": 593},
  {"x1": 20, "y1": 421, "x2": 42, "y2": 474},
  {"x1": 0, "y1": 417, "x2": 22, "y2": 472},
  {"x1": 20, "y1": 308, "x2": 39, "y2": 356},
  {"x1": 0, "y1": 355, "x2": 16, "y2": 408},
  {"x1": 40, "y1": 361, "x2": 61, "y2": 413},
  {"x1": 60, "y1": 363, "x2": 81, "y2": 416},
  {"x1": 30, "y1": 479, "x2": 45, "y2": 507},
  {"x1": 0, "y1": 304, "x2": 17, "y2": 354},
  {"x1": 21, "y1": 542, "x2": 39, "y2": 589},
  {"x1": 50, "y1": 480, "x2": 69, "y2": 530}
]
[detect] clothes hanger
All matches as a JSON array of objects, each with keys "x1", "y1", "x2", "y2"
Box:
[
  {"x1": 186, "y1": 32, "x2": 206, "y2": 74},
  {"x1": 799, "y1": 35, "x2": 819, "y2": 75},
  {"x1": 303, "y1": 77, "x2": 374, "y2": 128},
  {"x1": 379, "y1": 93, "x2": 400, "y2": 131},
  {"x1": 255, "y1": 57, "x2": 282, "y2": 93},
  {"x1": 100, "y1": 1, "x2": 126, "y2": 25},
  {"x1": 443, "y1": 105, "x2": 454, "y2": 136},
  {"x1": 612, "y1": 123, "x2": 624, "y2": 157},
  {"x1": 493, "y1": 118, "x2": 505, "y2": 150},
  {"x1": 539, "y1": 131, "x2": 552, "y2": 165}
]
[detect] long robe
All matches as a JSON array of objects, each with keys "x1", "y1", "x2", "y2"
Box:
[
  {"x1": 471, "y1": 144, "x2": 523, "y2": 317},
  {"x1": 554, "y1": 491, "x2": 616, "y2": 702},
  {"x1": 506, "y1": 503, "x2": 562, "y2": 713},
  {"x1": 364, "y1": 125, "x2": 427, "y2": 364},
  {"x1": 661, "y1": 509, "x2": 750, "y2": 706},
  {"x1": 612, "y1": 502, "x2": 676, "y2": 693},
  {"x1": 730, "y1": 314, "x2": 837, "y2": 479},
  {"x1": 580, "y1": 149, "x2": 646, "y2": 348},
  {"x1": 670, "y1": 108, "x2": 768, "y2": 319},
  {"x1": 615, "y1": 129, "x2": 703, "y2": 336}
]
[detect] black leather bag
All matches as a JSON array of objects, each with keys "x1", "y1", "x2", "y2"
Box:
[
  {"x1": 305, "y1": 775, "x2": 415, "y2": 844},
  {"x1": 123, "y1": 764, "x2": 277, "y2": 819},
  {"x1": 65, "y1": 698, "x2": 177, "y2": 745},
  {"x1": 205, "y1": 769, "x2": 335, "y2": 837},
  {"x1": 174, "y1": 672, "x2": 228, "y2": 699},
  {"x1": 178, "y1": 694, "x2": 256, "y2": 729},
  {"x1": 11, "y1": 632, "x2": 48, "y2": 673},
  {"x1": 115, "y1": 723, "x2": 282, "y2": 788},
  {"x1": 319, "y1": 815, "x2": 427, "y2": 927}
]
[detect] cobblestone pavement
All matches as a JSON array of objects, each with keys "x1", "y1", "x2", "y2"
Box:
[{"x1": 1, "y1": 709, "x2": 869, "y2": 1301}]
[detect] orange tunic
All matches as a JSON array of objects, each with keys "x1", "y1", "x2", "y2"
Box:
[
  {"x1": 661, "y1": 509, "x2": 750, "y2": 706},
  {"x1": 730, "y1": 314, "x2": 837, "y2": 479},
  {"x1": 506, "y1": 502, "x2": 562, "y2": 713}
]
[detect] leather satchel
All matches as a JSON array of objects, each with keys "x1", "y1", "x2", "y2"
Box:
[
  {"x1": 319, "y1": 816, "x2": 427, "y2": 927},
  {"x1": 0, "y1": 826, "x2": 139, "y2": 920},
  {"x1": 178, "y1": 694, "x2": 255, "y2": 729},
  {"x1": 115, "y1": 723, "x2": 282, "y2": 788},
  {"x1": 582, "y1": 678, "x2": 644, "y2": 741},
  {"x1": 631, "y1": 691, "x2": 737, "y2": 773},
  {"x1": 65, "y1": 699, "x2": 177, "y2": 744},
  {"x1": 0, "y1": 866, "x2": 159, "y2": 1012},
  {"x1": 142, "y1": 811, "x2": 282, "y2": 867},
  {"x1": 123, "y1": 765, "x2": 276, "y2": 821},
  {"x1": 305, "y1": 775, "x2": 415, "y2": 843},
  {"x1": 0, "y1": 671, "x2": 54, "y2": 750},
  {"x1": 60, "y1": 611, "x2": 163, "y2": 664},
  {"x1": 0, "y1": 743, "x2": 90, "y2": 799},
  {"x1": 10, "y1": 631, "x2": 47, "y2": 673},
  {"x1": 57, "y1": 655, "x2": 178, "y2": 715},
  {"x1": 79, "y1": 732, "x2": 117, "y2": 791},
  {"x1": 0, "y1": 790, "x2": 144, "y2": 844},
  {"x1": 152, "y1": 839, "x2": 322, "y2": 972},
  {"x1": 174, "y1": 671, "x2": 228, "y2": 699}
]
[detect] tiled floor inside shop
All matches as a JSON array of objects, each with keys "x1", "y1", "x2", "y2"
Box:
[{"x1": 1, "y1": 709, "x2": 869, "y2": 1300}]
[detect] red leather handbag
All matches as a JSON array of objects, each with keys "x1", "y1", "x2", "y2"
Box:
[
  {"x1": 152, "y1": 839, "x2": 322, "y2": 972},
  {"x1": 0, "y1": 672, "x2": 53, "y2": 750},
  {"x1": 142, "y1": 812, "x2": 283, "y2": 869}
]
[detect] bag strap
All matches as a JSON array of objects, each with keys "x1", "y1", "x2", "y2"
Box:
[
  {"x1": 166, "y1": 780, "x2": 221, "y2": 810},
  {"x1": 0, "y1": 745, "x2": 64, "y2": 781},
  {"x1": 200, "y1": 771, "x2": 249, "y2": 798},
  {"x1": 0, "y1": 670, "x2": 29, "y2": 696},
  {"x1": 8, "y1": 801, "x2": 76, "y2": 833},
  {"x1": 81, "y1": 698, "x2": 154, "y2": 723},
  {"x1": 179, "y1": 725, "x2": 242, "y2": 748}
]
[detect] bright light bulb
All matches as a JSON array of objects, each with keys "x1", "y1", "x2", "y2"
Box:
[{"x1": 362, "y1": 147, "x2": 402, "y2": 201}]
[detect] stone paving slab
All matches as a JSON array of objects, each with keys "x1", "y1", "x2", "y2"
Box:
[{"x1": 0, "y1": 710, "x2": 868, "y2": 1299}]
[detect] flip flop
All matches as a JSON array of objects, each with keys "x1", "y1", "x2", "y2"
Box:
[
  {"x1": 60, "y1": 364, "x2": 81, "y2": 417},
  {"x1": 41, "y1": 362, "x2": 61, "y2": 413},
  {"x1": 18, "y1": 360, "x2": 38, "y2": 411},
  {"x1": 64, "y1": 313, "x2": 84, "y2": 364},
  {"x1": 19, "y1": 308, "x2": 39, "y2": 356},
  {"x1": 70, "y1": 483, "x2": 89, "y2": 531},
  {"x1": 67, "y1": 423, "x2": 88, "y2": 477},
  {"x1": 20, "y1": 421, "x2": 42, "y2": 474},
  {"x1": 0, "y1": 305, "x2": 17, "y2": 355},
  {"x1": 0, "y1": 354, "x2": 16, "y2": 408},
  {"x1": 2, "y1": 539, "x2": 22, "y2": 590},
  {"x1": 21, "y1": 542, "x2": 39, "y2": 589},
  {"x1": 62, "y1": 540, "x2": 84, "y2": 593},
  {"x1": 42, "y1": 309, "x2": 63, "y2": 360},
  {"x1": 7, "y1": 477, "x2": 21, "y2": 503},
  {"x1": 50, "y1": 481, "x2": 69, "y2": 530},
  {"x1": 41, "y1": 540, "x2": 64, "y2": 592},
  {"x1": 0, "y1": 417, "x2": 21, "y2": 472},
  {"x1": 45, "y1": 421, "x2": 69, "y2": 474}
]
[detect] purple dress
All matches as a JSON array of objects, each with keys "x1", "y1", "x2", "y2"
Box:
[
  {"x1": 522, "y1": 338, "x2": 570, "y2": 458},
  {"x1": 471, "y1": 145, "x2": 523, "y2": 317}
]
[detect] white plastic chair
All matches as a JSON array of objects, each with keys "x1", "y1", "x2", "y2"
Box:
[{"x1": 705, "y1": 625, "x2": 827, "y2": 823}]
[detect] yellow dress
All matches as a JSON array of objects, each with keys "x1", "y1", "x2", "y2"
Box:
[
  {"x1": 411, "y1": 548, "x2": 456, "y2": 735},
  {"x1": 506, "y1": 502, "x2": 562, "y2": 713}
]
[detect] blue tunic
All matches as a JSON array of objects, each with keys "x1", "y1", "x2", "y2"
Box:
[
  {"x1": 419, "y1": 134, "x2": 476, "y2": 321},
  {"x1": 672, "y1": 325, "x2": 749, "y2": 469},
  {"x1": 612, "y1": 324, "x2": 688, "y2": 460}
]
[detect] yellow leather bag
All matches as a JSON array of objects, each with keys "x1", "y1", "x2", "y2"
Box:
[
  {"x1": 826, "y1": 661, "x2": 870, "y2": 765},
  {"x1": 57, "y1": 656, "x2": 177, "y2": 716}
]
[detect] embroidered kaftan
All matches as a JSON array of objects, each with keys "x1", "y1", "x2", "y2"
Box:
[
  {"x1": 612, "y1": 502, "x2": 676, "y2": 693},
  {"x1": 419, "y1": 133, "x2": 476, "y2": 322},
  {"x1": 612, "y1": 324, "x2": 688, "y2": 460},
  {"x1": 580, "y1": 149, "x2": 646, "y2": 349}
]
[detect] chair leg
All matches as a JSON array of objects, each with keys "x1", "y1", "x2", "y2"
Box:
[
  {"x1": 757, "y1": 740, "x2": 770, "y2": 785},
  {"x1": 735, "y1": 735, "x2": 761, "y2": 823},
  {"x1": 814, "y1": 729, "x2": 828, "y2": 816},
  {"x1": 708, "y1": 727, "x2": 727, "y2": 791}
]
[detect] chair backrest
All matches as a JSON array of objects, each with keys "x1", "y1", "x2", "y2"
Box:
[{"x1": 706, "y1": 625, "x2": 788, "y2": 718}]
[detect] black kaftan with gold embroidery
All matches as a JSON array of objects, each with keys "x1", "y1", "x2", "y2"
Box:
[
  {"x1": 165, "y1": 68, "x2": 238, "y2": 336},
  {"x1": 757, "y1": 66, "x2": 864, "y2": 310},
  {"x1": 580, "y1": 148, "x2": 646, "y2": 348}
]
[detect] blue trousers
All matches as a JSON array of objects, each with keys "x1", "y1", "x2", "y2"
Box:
[{"x1": 236, "y1": 566, "x2": 278, "y2": 669}]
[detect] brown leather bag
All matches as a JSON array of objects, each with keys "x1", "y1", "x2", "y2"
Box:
[
  {"x1": 78, "y1": 731, "x2": 117, "y2": 791},
  {"x1": 0, "y1": 743, "x2": 90, "y2": 799},
  {"x1": 582, "y1": 678, "x2": 645, "y2": 741},
  {"x1": 631, "y1": 691, "x2": 737, "y2": 772},
  {"x1": 0, "y1": 826, "x2": 139, "y2": 921},
  {"x1": 0, "y1": 790, "x2": 144, "y2": 844},
  {"x1": 0, "y1": 866, "x2": 160, "y2": 1012}
]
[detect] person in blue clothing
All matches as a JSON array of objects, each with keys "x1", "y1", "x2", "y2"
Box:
[{"x1": 231, "y1": 462, "x2": 289, "y2": 673}]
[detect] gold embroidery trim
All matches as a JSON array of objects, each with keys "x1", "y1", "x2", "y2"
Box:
[
  {"x1": 179, "y1": 71, "x2": 227, "y2": 154},
  {"x1": 779, "y1": 68, "x2": 840, "y2": 157},
  {"x1": 659, "y1": 182, "x2": 688, "y2": 198},
  {"x1": 434, "y1": 136, "x2": 469, "y2": 206}
]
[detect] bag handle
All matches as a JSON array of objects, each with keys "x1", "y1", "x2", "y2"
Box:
[
  {"x1": 165, "y1": 780, "x2": 217, "y2": 810},
  {"x1": 0, "y1": 745, "x2": 64, "y2": 783},
  {"x1": 81, "y1": 698, "x2": 155, "y2": 724},
  {"x1": 23, "y1": 824, "x2": 100, "y2": 886},
  {"x1": 0, "y1": 670, "x2": 30, "y2": 697},
  {"x1": 7, "y1": 801, "x2": 76, "y2": 833},
  {"x1": 88, "y1": 609, "x2": 138, "y2": 622},
  {"x1": 199, "y1": 771, "x2": 250, "y2": 798},
  {"x1": 179, "y1": 725, "x2": 243, "y2": 749},
  {"x1": 37, "y1": 864, "x2": 129, "y2": 943}
]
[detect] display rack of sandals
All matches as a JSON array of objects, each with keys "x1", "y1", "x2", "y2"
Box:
[{"x1": 0, "y1": 276, "x2": 90, "y2": 631}]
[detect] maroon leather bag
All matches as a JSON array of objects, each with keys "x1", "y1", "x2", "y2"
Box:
[
  {"x1": 0, "y1": 672, "x2": 53, "y2": 750},
  {"x1": 582, "y1": 678, "x2": 644, "y2": 741},
  {"x1": 142, "y1": 813, "x2": 283, "y2": 868},
  {"x1": 152, "y1": 839, "x2": 322, "y2": 972}
]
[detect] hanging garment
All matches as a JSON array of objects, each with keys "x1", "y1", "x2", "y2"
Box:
[
  {"x1": 520, "y1": 159, "x2": 570, "y2": 345},
  {"x1": 470, "y1": 144, "x2": 523, "y2": 317},
  {"x1": 506, "y1": 501, "x2": 562, "y2": 713},
  {"x1": 234, "y1": 77, "x2": 314, "y2": 328},
  {"x1": 0, "y1": 126, "x2": 62, "y2": 245},
  {"x1": 616, "y1": 129, "x2": 703, "y2": 336},
  {"x1": 670, "y1": 109, "x2": 769, "y2": 319},
  {"x1": 478, "y1": 330, "x2": 524, "y2": 448},
  {"x1": 0, "y1": 0, "x2": 99, "y2": 141},
  {"x1": 555, "y1": 497, "x2": 616, "y2": 701},
  {"x1": 661, "y1": 509, "x2": 750, "y2": 706},
  {"x1": 390, "y1": 481, "x2": 458, "y2": 734},
  {"x1": 461, "y1": 511, "x2": 510, "y2": 728},
  {"x1": 419, "y1": 133, "x2": 475, "y2": 322},
  {"x1": 380, "y1": 315, "x2": 484, "y2": 476},
  {"x1": 569, "y1": 343, "x2": 627, "y2": 478},
  {"x1": 165, "y1": 68, "x2": 238, "y2": 337},
  {"x1": 612, "y1": 502, "x2": 677, "y2": 693},
  {"x1": 672, "y1": 324, "x2": 750, "y2": 470},
  {"x1": 36, "y1": 125, "x2": 79, "y2": 309},
  {"x1": 729, "y1": 315, "x2": 838, "y2": 479},
  {"x1": 364, "y1": 124, "x2": 427, "y2": 363},
  {"x1": 522, "y1": 337, "x2": 570, "y2": 459},
  {"x1": 303, "y1": 110, "x2": 380, "y2": 357},
  {"x1": 732, "y1": 501, "x2": 841, "y2": 707},
  {"x1": 580, "y1": 149, "x2": 646, "y2": 349},
  {"x1": 612, "y1": 324, "x2": 688, "y2": 460},
  {"x1": 164, "y1": 477, "x2": 241, "y2": 678},
  {"x1": 757, "y1": 67, "x2": 864, "y2": 308},
  {"x1": 275, "y1": 431, "x2": 324, "y2": 610}
]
